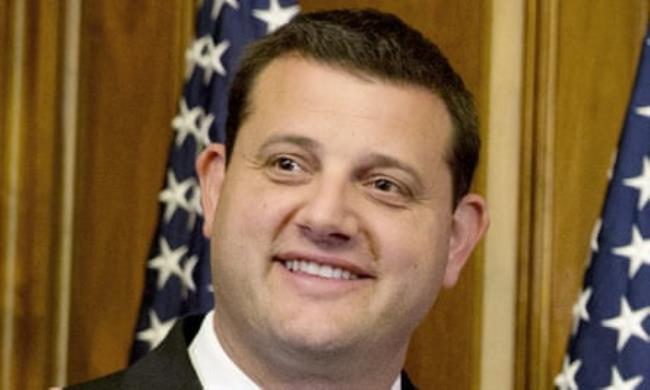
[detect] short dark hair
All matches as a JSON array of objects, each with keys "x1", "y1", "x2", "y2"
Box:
[{"x1": 226, "y1": 8, "x2": 479, "y2": 206}]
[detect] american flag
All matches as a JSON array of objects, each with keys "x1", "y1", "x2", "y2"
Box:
[
  {"x1": 129, "y1": 0, "x2": 299, "y2": 362},
  {"x1": 556, "y1": 27, "x2": 650, "y2": 389}
]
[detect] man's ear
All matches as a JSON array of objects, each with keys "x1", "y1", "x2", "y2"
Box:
[
  {"x1": 196, "y1": 143, "x2": 227, "y2": 238},
  {"x1": 443, "y1": 193, "x2": 489, "y2": 288}
]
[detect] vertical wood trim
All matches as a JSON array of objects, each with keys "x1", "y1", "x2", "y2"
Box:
[
  {"x1": 517, "y1": 0, "x2": 559, "y2": 388},
  {"x1": 54, "y1": 0, "x2": 81, "y2": 385},
  {"x1": 472, "y1": 3, "x2": 491, "y2": 388},
  {"x1": 481, "y1": 0, "x2": 524, "y2": 388},
  {"x1": 1, "y1": 1, "x2": 25, "y2": 388},
  {"x1": 532, "y1": 0, "x2": 558, "y2": 387}
]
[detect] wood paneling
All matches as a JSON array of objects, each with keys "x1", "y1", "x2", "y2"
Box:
[
  {"x1": 1, "y1": 0, "x2": 66, "y2": 388},
  {"x1": 300, "y1": 2, "x2": 487, "y2": 389},
  {"x1": 518, "y1": 1, "x2": 647, "y2": 388},
  {"x1": 66, "y1": 1, "x2": 193, "y2": 383},
  {"x1": 0, "y1": 0, "x2": 13, "y2": 268},
  {"x1": 0, "y1": 0, "x2": 10, "y2": 145}
]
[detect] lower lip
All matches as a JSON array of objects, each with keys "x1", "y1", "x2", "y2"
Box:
[{"x1": 274, "y1": 261, "x2": 369, "y2": 298}]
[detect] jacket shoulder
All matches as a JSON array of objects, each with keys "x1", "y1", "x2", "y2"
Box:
[
  {"x1": 64, "y1": 314, "x2": 204, "y2": 389},
  {"x1": 65, "y1": 370, "x2": 124, "y2": 389}
]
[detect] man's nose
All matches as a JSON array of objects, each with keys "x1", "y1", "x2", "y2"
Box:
[{"x1": 294, "y1": 178, "x2": 359, "y2": 246}]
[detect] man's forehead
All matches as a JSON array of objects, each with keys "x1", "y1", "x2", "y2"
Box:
[
  {"x1": 251, "y1": 53, "x2": 442, "y2": 98},
  {"x1": 253, "y1": 56, "x2": 451, "y2": 141},
  {"x1": 247, "y1": 55, "x2": 451, "y2": 124}
]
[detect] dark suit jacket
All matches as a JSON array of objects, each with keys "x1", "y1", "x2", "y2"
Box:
[{"x1": 66, "y1": 314, "x2": 417, "y2": 389}]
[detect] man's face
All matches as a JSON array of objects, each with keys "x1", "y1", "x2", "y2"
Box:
[{"x1": 199, "y1": 56, "x2": 486, "y2": 359}]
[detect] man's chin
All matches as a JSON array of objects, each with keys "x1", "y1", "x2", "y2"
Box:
[{"x1": 272, "y1": 320, "x2": 372, "y2": 356}]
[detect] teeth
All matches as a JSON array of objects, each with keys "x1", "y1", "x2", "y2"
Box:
[
  {"x1": 283, "y1": 259, "x2": 359, "y2": 280},
  {"x1": 319, "y1": 265, "x2": 333, "y2": 278}
]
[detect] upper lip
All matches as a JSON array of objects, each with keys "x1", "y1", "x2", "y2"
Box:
[{"x1": 274, "y1": 251, "x2": 376, "y2": 279}]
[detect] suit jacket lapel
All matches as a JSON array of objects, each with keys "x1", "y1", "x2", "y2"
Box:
[
  {"x1": 401, "y1": 371, "x2": 418, "y2": 390},
  {"x1": 121, "y1": 315, "x2": 204, "y2": 389}
]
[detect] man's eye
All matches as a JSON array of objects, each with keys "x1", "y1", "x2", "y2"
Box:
[
  {"x1": 372, "y1": 178, "x2": 401, "y2": 193},
  {"x1": 262, "y1": 154, "x2": 313, "y2": 184},
  {"x1": 274, "y1": 157, "x2": 301, "y2": 172},
  {"x1": 366, "y1": 176, "x2": 414, "y2": 206}
]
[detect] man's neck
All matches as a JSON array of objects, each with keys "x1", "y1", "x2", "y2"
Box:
[{"x1": 212, "y1": 313, "x2": 407, "y2": 389}]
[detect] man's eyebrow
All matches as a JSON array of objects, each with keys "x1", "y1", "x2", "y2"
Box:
[
  {"x1": 257, "y1": 134, "x2": 322, "y2": 154},
  {"x1": 360, "y1": 153, "x2": 425, "y2": 186}
]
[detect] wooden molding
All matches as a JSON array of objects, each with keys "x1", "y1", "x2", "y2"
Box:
[
  {"x1": 1, "y1": 1, "x2": 68, "y2": 388},
  {"x1": 516, "y1": 0, "x2": 559, "y2": 388},
  {"x1": 480, "y1": 0, "x2": 524, "y2": 388}
]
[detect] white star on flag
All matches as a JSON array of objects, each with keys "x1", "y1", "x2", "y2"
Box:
[
  {"x1": 188, "y1": 182, "x2": 203, "y2": 216},
  {"x1": 253, "y1": 0, "x2": 300, "y2": 33},
  {"x1": 179, "y1": 255, "x2": 199, "y2": 297},
  {"x1": 193, "y1": 111, "x2": 214, "y2": 151},
  {"x1": 202, "y1": 39, "x2": 230, "y2": 84},
  {"x1": 211, "y1": 0, "x2": 239, "y2": 19},
  {"x1": 148, "y1": 238, "x2": 188, "y2": 289},
  {"x1": 602, "y1": 297, "x2": 650, "y2": 351},
  {"x1": 555, "y1": 356, "x2": 581, "y2": 390},
  {"x1": 171, "y1": 99, "x2": 202, "y2": 146},
  {"x1": 158, "y1": 170, "x2": 194, "y2": 222},
  {"x1": 186, "y1": 182, "x2": 203, "y2": 231},
  {"x1": 136, "y1": 310, "x2": 176, "y2": 350},
  {"x1": 612, "y1": 225, "x2": 650, "y2": 278},
  {"x1": 635, "y1": 105, "x2": 650, "y2": 118},
  {"x1": 602, "y1": 367, "x2": 643, "y2": 390},
  {"x1": 572, "y1": 287, "x2": 592, "y2": 334},
  {"x1": 184, "y1": 36, "x2": 212, "y2": 79},
  {"x1": 623, "y1": 157, "x2": 650, "y2": 210},
  {"x1": 603, "y1": 367, "x2": 643, "y2": 390}
]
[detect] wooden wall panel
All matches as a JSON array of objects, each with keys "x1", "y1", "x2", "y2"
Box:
[
  {"x1": 0, "y1": 0, "x2": 13, "y2": 259},
  {"x1": 1, "y1": 0, "x2": 65, "y2": 388},
  {"x1": 13, "y1": 0, "x2": 65, "y2": 384},
  {"x1": 300, "y1": 2, "x2": 487, "y2": 389},
  {"x1": 0, "y1": 0, "x2": 9, "y2": 145},
  {"x1": 67, "y1": 1, "x2": 193, "y2": 383},
  {"x1": 518, "y1": 1, "x2": 647, "y2": 388}
]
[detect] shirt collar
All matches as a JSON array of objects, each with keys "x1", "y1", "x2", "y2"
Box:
[
  {"x1": 188, "y1": 310, "x2": 259, "y2": 389},
  {"x1": 188, "y1": 310, "x2": 401, "y2": 389}
]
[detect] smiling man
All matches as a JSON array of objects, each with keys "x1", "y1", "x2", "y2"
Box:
[
  {"x1": 69, "y1": 8, "x2": 488, "y2": 390},
  {"x1": 195, "y1": 8, "x2": 488, "y2": 389}
]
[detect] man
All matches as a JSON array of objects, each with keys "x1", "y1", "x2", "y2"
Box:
[{"x1": 70, "y1": 8, "x2": 488, "y2": 389}]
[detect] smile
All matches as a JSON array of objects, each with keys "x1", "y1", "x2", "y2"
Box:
[{"x1": 282, "y1": 259, "x2": 360, "y2": 280}]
